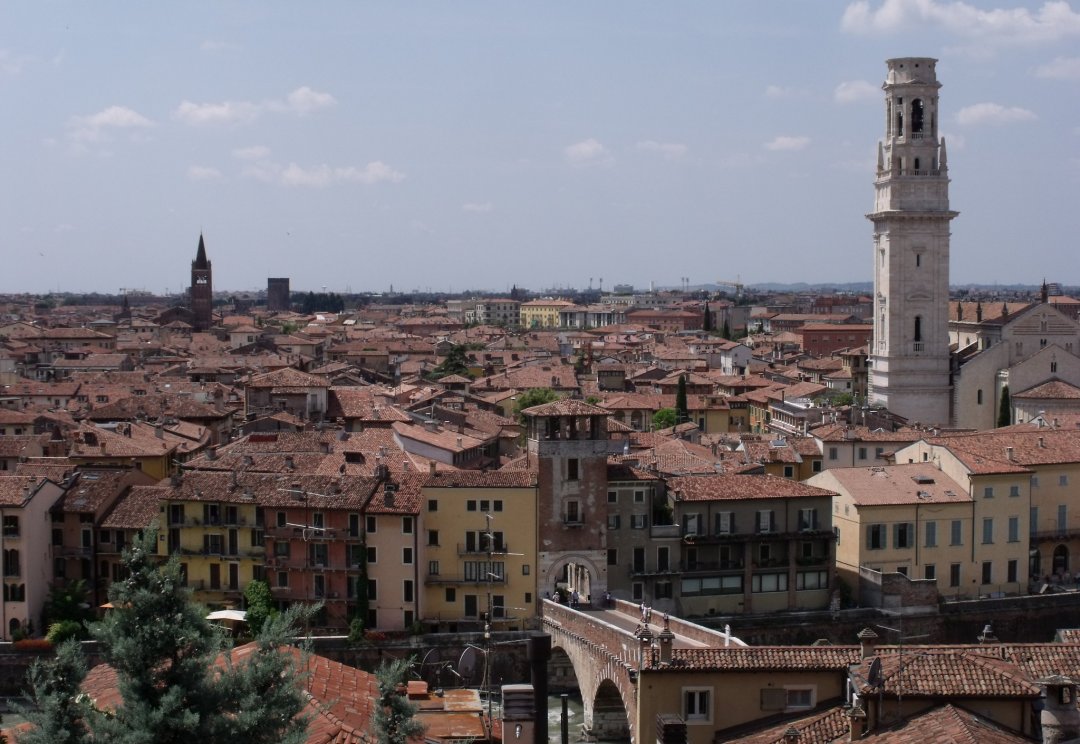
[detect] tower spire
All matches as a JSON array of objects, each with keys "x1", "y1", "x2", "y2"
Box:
[{"x1": 194, "y1": 233, "x2": 209, "y2": 269}]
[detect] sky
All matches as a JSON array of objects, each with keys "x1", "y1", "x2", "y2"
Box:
[{"x1": 1, "y1": 1, "x2": 1078, "y2": 295}]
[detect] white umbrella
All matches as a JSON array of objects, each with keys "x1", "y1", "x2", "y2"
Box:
[{"x1": 206, "y1": 609, "x2": 247, "y2": 622}]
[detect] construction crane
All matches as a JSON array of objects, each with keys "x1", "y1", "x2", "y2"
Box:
[{"x1": 715, "y1": 277, "x2": 744, "y2": 299}]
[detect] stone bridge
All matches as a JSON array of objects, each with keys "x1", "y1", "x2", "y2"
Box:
[{"x1": 541, "y1": 598, "x2": 743, "y2": 741}]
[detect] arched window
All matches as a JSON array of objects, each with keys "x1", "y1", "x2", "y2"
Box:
[
  {"x1": 914, "y1": 316, "x2": 923, "y2": 343},
  {"x1": 977, "y1": 389, "x2": 983, "y2": 405},
  {"x1": 911, "y1": 99, "x2": 924, "y2": 133}
]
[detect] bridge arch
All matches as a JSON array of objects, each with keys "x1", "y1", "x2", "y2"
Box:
[{"x1": 543, "y1": 600, "x2": 640, "y2": 741}]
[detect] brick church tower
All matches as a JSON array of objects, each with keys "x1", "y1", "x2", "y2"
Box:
[{"x1": 190, "y1": 233, "x2": 213, "y2": 331}]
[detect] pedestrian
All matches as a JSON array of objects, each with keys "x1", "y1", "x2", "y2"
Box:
[
  {"x1": 571, "y1": 589, "x2": 579, "y2": 608},
  {"x1": 646, "y1": 606, "x2": 653, "y2": 624},
  {"x1": 640, "y1": 601, "x2": 646, "y2": 620}
]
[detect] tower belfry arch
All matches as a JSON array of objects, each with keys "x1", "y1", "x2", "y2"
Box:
[{"x1": 868, "y1": 58, "x2": 957, "y2": 426}]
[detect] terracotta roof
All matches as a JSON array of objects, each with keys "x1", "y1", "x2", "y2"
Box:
[
  {"x1": 667, "y1": 474, "x2": 836, "y2": 502},
  {"x1": 1013, "y1": 379, "x2": 1080, "y2": 399},
  {"x1": 816, "y1": 463, "x2": 971, "y2": 506},
  {"x1": 0, "y1": 476, "x2": 44, "y2": 506},
  {"x1": 521, "y1": 398, "x2": 609, "y2": 417},
  {"x1": 853, "y1": 649, "x2": 1039, "y2": 698},
  {"x1": 660, "y1": 646, "x2": 860, "y2": 671}
]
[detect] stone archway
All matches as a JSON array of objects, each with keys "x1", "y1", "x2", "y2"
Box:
[
  {"x1": 592, "y1": 679, "x2": 631, "y2": 740},
  {"x1": 541, "y1": 552, "x2": 606, "y2": 607}
]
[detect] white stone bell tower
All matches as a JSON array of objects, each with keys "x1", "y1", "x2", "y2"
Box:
[{"x1": 868, "y1": 57, "x2": 956, "y2": 426}]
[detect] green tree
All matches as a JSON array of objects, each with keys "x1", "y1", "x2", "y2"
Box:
[
  {"x1": 428, "y1": 345, "x2": 473, "y2": 380},
  {"x1": 721, "y1": 320, "x2": 731, "y2": 340},
  {"x1": 702, "y1": 302, "x2": 712, "y2": 332},
  {"x1": 371, "y1": 658, "x2": 425, "y2": 744},
  {"x1": 998, "y1": 385, "x2": 1011, "y2": 427},
  {"x1": 43, "y1": 579, "x2": 95, "y2": 638},
  {"x1": 652, "y1": 408, "x2": 677, "y2": 430},
  {"x1": 243, "y1": 580, "x2": 277, "y2": 637},
  {"x1": 675, "y1": 374, "x2": 689, "y2": 424},
  {"x1": 22, "y1": 529, "x2": 312, "y2": 744},
  {"x1": 18, "y1": 639, "x2": 92, "y2": 744},
  {"x1": 513, "y1": 387, "x2": 560, "y2": 425}
]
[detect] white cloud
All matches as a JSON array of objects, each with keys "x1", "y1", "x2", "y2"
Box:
[
  {"x1": 955, "y1": 102, "x2": 1037, "y2": 126},
  {"x1": 636, "y1": 140, "x2": 688, "y2": 159},
  {"x1": 564, "y1": 138, "x2": 613, "y2": 166},
  {"x1": 834, "y1": 80, "x2": 879, "y2": 103},
  {"x1": 0, "y1": 49, "x2": 27, "y2": 76},
  {"x1": 284, "y1": 86, "x2": 337, "y2": 115},
  {"x1": 764, "y1": 85, "x2": 808, "y2": 99},
  {"x1": 462, "y1": 202, "x2": 494, "y2": 213},
  {"x1": 187, "y1": 165, "x2": 222, "y2": 181},
  {"x1": 68, "y1": 105, "x2": 154, "y2": 142},
  {"x1": 277, "y1": 161, "x2": 405, "y2": 188},
  {"x1": 841, "y1": 0, "x2": 1080, "y2": 46},
  {"x1": 1034, "y1": 56, "x2": 1080, "y2": 79},
  {"x1": 232, "y1": 145, "x2": 271, "y2": 160},
  {"x1": 175, "y1": 86, "x2": 336, "y2": 126},
  {"x1": 764, "y1": 135, "x2": 811, "y2": 151},
  {"x1": 174, "y1": 99, "x2": 260, "y2": 126}
]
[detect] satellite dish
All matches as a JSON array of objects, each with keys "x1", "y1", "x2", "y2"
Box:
[
  {"x1": 458, "y1": 646, "x2": 480, "y2": 681},
  {"x1": 867, "y1": 657, "x2": 883, "y2": 688}
]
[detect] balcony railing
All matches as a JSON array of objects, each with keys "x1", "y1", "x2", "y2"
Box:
[
  {"x1": 457, "y1": 543, "x2": 509, "y2": 555},
  {"x1": 423, "y1": 573, "x2": 507, "y2": 585}
]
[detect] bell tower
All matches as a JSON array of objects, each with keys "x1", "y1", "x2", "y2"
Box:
[
  {"x1": 868, "y1": 58, "x2": 957, "y2": 426},
  {"x1": 190, "y1": 233, "x2": 213, "y2": 331}
]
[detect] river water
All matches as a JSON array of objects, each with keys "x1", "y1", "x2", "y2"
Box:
[{"x1": 546, "y1": 692, "x2": 623, "y2": 744}]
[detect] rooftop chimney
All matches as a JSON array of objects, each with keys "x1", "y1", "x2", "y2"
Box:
[
  {"x1": 1005, "y1": 446, "x2": 1014, "y2": 461},
  {"x1": 657, "y1": 615, "x2": 675, "y2": 664},
  {"x1": 847, "y1": 703, "x2": 867, "y2": 741},
  {"x1": 857, "y1": 627, "x2": 879, "y2": 659}
]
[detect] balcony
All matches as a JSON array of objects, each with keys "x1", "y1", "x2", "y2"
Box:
[
  {"x1": 2, "y1": 528, "x2": 19, "y2": 539},
  {"x1": 560, "y1": 514, "x2": 585, "y2": 528},
  {"x1": 649, "y1": 524, "x2": 681, "y2": 539},
  {"x1": 628, "y1": 563, "x2": 678, "y2": 578},
  {"x1": 679, "y1": 560, "x2": 745, "y2": 574},
  {"x1": 58, "y1": 546, "x2": 93, "y2": 558},
  {"x1": 423, "y1": 573, "x2": 507, "y2": 585},
  {"x1": 457, "y1": 542, "x2": 509, "y2": 556}
]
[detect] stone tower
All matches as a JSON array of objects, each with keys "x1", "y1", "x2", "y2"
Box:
[
  {"x1": 190, "y1": 233, "x2": 213, "y2": 331},
  {"x1": 524, "y1": 400, "x2": 622, "y2": 603},
  {"x1": 868, "y1": 58, "x2": 957, "y2": 426}
]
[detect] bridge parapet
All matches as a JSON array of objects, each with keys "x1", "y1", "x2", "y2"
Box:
[
  {"x1": 542, "y1": 599, "x2": 642, "y2": 671},
  {"x1": 609, "y1": 597, "x2": 747, "y2": 647}
]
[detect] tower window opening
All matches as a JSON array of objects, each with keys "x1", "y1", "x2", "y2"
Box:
[
  {"x1": 896, "y1": 110, "x2": 904, "y2": 137},
  {"x1": 913, "y1": 157, "x2": 920, "y2": 172},
  {"x1": 914, "y1": 316, "x2": 923, "y2": 342},
  {"x1": 911, "y1": 99, "x2": 924, "y2": 133},
  {"x1": 915, "y1": 253, "x2": 921, "y2": 267}
]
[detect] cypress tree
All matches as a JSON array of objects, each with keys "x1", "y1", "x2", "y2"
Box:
[
  {"x1": 676, "y1": 374, "x2": 689, "y2": 425},
  {"x1": 998, "y1": 385, "x2": 1011, "y2": 428}
]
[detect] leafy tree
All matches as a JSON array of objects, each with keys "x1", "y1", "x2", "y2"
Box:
[
  {"x1": 21, "y1": 529, "x2": 312, "y2": 744},
  {"x1": 428, "y1": 344, "x2": 473, "y2": 380},
  {"x1": 243, "y1": 580, "x2": 277, "y2": 637},
  {"x1": 44, "y1": 579, "x2": 95, "y2": 638},
  {"x1": 675, "y1": 374, "x2": 689, "y2": 424},
  {"x1": 371, "y1": 658, "x2": 425, "y2": 744},
  {"x1": 652, "y1": 408, "x2": 677, "y2": 430},
  {"x1": 513, "y1": 387, "x2": 560, "y2": 425},
  {"x1": 46, "y1": 621, "x2": 85, "y2": 645},
  {"x1": 998, "y1": 385, "x2": 1011, "y2": 427}
]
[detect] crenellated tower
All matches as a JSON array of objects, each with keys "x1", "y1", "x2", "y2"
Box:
[{"x1": 868, "y1": 58, "x2": 957, "y2": 426}]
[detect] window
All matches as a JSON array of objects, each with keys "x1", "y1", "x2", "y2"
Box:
[
  {"x1": 1061, "y1": 475, "x2": 1069, "y2": 487},
  {"x1": 875, "y1": 447, "x2": 884, "y2": 459},
  {"x1": 798, "y1": 508, "x2": 817, "y2": 531},
  {"x1": 828, "y1": 447, "x2": 838, "y2": 461},
  {"x1": 429, "y1": 560, "x2": 440, "y2": 576},
  {"x1": 752, "y1": 573, "x2": 788, "y2": 593},
  {"x1": 366, "y1": 546, "x2": 377, "y2": 563},
  {"x1": 893, "y1": 523, "x2": 914, "y2": 549},
  {"x1": 924, "y1": 521, "x2": 937, "y2": 548},
  {"x1": 427, "y1": 499, "x2": 438, "y2": 512},
  {"x1": 716, "y1": 512, "x2": 734, "y2": 535},
  {"x1": 277, "y1": 571, "x2": 288, "y2": 588},
  {"x1": 607, "y1": 491, "x2": 617, "y2": 503},
  {"x1": 467, "y1": 500, "x2": 477, "y2": 512},
  {"x1": 632, "y1": 582, "x2": 644, "y2": 600},
  {"x1": 950, "y1": 563, "x2": 961, "y2": 588},
  {"x1": 982, "y1": 518, "x2": 994, "y2": 544},
  {"x1": 2, "y1": 517, "x2": 19, "y2": 538},
  {"x1": 785, "y1": 687, "x2": 815, "y2": 711},
  {"x1": 402, "y1": 547, "x2": 413, "y2": 564},
  {"x1": 858, "y1": 447, "x2": 867, "y2": 460},
  {"x1": 1008, "y1": 559, "x2": 1018, "y2": 583},
  {"x1": 403, "y1": 580, "x2": 414, "y2": 603},
  {"x1": 982, "y1": 561, "x2": 993, "y2": 585},
  {"x1": 977, "y1": 389, "x2": 984, "y2": 405},
  {"x1": 480, "y1": 500, "x2": 489, "y2": 512},
  {"x1": 632, "y1": 547, "x2": 646, "y2": 573},
  {"x1": 274, "y1": 540, "x2": 289, "y2": 558},
  {"x1": 896, "y1": 565, "x2": 908, "y2": 576},
  {"x1": 634, "y1": 490, "x2": 645, "y2": 503},
  {"x1": 567, "y1": 458, "x2": 579, "y2": 481},
  {"x1": 368, "y1": 579, "x2": 377, "y2": 600},
  {"x1": 757, "y1": 510, "x2": 775, "y2": 534},
  {"x1": 683, "y1": 688, "x2": 711, "y2": 723},
  {"x1": 445, "y1": 587, "x2": 455, "y2": 602},
  {"x1": 493, "y1": 500, "x2": 503, "y2": 512},
  {"x1": 607, "y1": 515, "x2": 621, "y2": 530},
  {"x1": 522, "y1": 564, "x2": 530, "y2": 575},
  {"x1": 867, "y1": 524, "x2": 886, "y2": 550},
  {"x1": 924, "y1": 564, "x2": 936, "y2": 581},
  {"x1": 950, "y1": 520, "x2": 963, "y2": 546},
  {"x1": 796, "y1": 570, "x2": 828, "y2": 590},
  {"x1": 812, "y1": 460, "x2": 822, "y2": 473},
  {"x1": 631, "y1": 514, "x2": 647, "y2": 529},
  {"x1": 607, "y1": 548, "x2": 618, "y2": 567},
  {"x1": 783, "y1": 465, "x2": 794, "y2": 478},
  {"x1": 983, "y1": 486, "x2": 994, "y2": 498},
  {"x1": 428, "y1": 530, "x2": 439, "y2": 546},
  {"x1": 311, "y1": 512, "x2": 324, "y2": 530},
  {"x1": 1008, "y1": 516, "x2": 1019, "y2": 543},
  {"x1": 402, "y1": 516, "x2": 413, "y2": 534}
]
